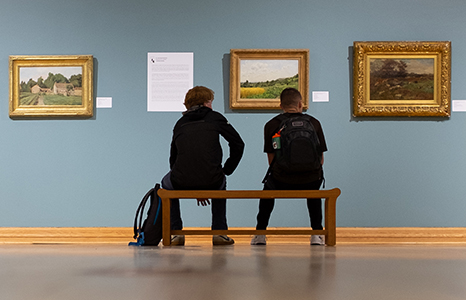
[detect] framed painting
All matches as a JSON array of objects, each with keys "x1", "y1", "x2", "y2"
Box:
[
  {"x1": 353, "y1": 41, "x2": 451, "y2": 117},
  {"x1": 229, "y1": 49, "x2": 309, "y2": 110},
  {"x1": 9, "y1": 55, "x2": 93, "y2": 118}
]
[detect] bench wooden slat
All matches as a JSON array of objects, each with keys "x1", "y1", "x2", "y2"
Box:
[
  {"x1": 172, "y1": 229, "x2": 326, "y2": 235},
  {"x1": 158, "y1": 189, "x2": 341, "y2": 199},
  {"x1": 158, "y1": 188, "x2": 341, "y2": 246}
]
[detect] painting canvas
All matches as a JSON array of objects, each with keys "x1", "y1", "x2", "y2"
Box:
[
  {"x1": 370, "y1": 58, "x2": 435, "y2": 101},
  {"x1": 19, "y1": 67, "x2": 83, "y2": 106},
  {"x1": 240, "y1": 60, "x2": 299, "y2": 99}
]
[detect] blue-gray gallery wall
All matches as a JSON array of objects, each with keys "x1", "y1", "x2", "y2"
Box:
[{"x1": 1, "y1": 0, "x2": 466, "y2": 228}]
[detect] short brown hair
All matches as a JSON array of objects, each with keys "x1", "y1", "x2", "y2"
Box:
[
  {"x1": 280, "y1": 88, "x2": 302, "y2": 108},
  {"x1": 184, "y1": 86, "x2": 214, "y2": 109}
]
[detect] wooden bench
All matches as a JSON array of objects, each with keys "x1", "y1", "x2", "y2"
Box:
[{"x1": 157, "y1": 188, "x2": 341, "y2": 246}]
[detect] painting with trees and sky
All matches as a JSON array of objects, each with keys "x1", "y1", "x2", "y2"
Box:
[
  {"x1": 240, "y1": 59, "x2": 298, "y2": 99},
  {"x1": 230, "y1": 49, "x2": 308, "y2": 110},
  {"x1": 19, "y1": 67, "x2": 83, "y2": 106},
  {"x1": 9, "y1": 55, "x2": 93, "y2": 118},
  {"x1": 353, "y1": 41, "x2": 450, "y2": 117},
  {"x1": 369, "y1": 58, "x2": 435, "y2": 101}
]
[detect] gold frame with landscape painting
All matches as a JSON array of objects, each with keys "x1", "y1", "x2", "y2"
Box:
[
  {"x1": 9, "y1": 55, "x2": 93, "y2": 118},
  {"x1": 229, "y1": 49, "x2": 309, "y2": 110},
  {"x1": 353, "y1": 41, "x2": 451, "y2": 117}
]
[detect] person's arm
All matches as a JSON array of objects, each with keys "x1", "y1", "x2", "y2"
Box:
[
  {"x1": 217, "y1": 116, "x2": 245, "y2": 176},
  {"x1": 169, "y1": 138, "x2": 177, "y2": 169},
  {"x1": 308, "y1": 115, "x2": 327, "y2": 166},
  {"x1": 263, "y1": 117, "x2": 279, "y2": 165}
]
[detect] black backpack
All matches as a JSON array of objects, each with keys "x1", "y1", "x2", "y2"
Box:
[
  {"x1": 129, "y1": 183, "x2": 163, "y2": 246},
  {"x1": 274, "y1": 115, "x2": 321, "y2": 174}
]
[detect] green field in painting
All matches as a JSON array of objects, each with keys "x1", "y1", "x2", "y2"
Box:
[
  {"x1": 240, "y1": 74, "x2": 298, "y2": 99},
  {"x1": 19, "y1": 92, "x2": 82, "y2": 105},
  {"x1": 370, "y1": 75, "x2": 434, "y2": 100}
]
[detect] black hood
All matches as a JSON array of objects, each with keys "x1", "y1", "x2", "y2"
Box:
[{"x1": 183, "y1": 105, "x2": 212, "y2": 121}]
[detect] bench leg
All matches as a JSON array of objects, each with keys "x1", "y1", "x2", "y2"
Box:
[
  {"x1": 162, "y1": 197, "x2": 171, "y2": 246},
  {"x1": 324, "y1": 196, "x2": 337, "y2": 246}
]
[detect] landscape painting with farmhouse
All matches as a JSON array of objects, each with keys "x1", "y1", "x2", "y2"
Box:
[{"x1": 19, "y1": 66, "x2": 83, "y2": 106}]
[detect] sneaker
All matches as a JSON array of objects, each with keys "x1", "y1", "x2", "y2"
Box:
[
  {"x1": 212, "y1": 235, "x2": 235, "y2": 245},
  {"x1": 250, "y1": 235, "x2": 267, "y2": 245},
  {"x1": 170, "y1": 235, "x2": 185, "y2": 246},
  {"x1": 310, "y1": 235, "x2": 325, "y2": 245}
]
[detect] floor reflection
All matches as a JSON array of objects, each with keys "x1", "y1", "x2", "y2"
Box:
[{"x1": 0, "y1": 244, "x2": 465, "y2": 300}]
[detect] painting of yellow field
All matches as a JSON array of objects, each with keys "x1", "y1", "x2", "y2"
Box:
[
  {"x1": 19, "y1": 66, "x2": 83, "y2": 106},
  {"x1": 240, "y1": 60, "x2": 298, "y2": 99}
]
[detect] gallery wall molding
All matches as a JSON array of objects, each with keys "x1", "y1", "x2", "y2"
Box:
[{"x1": 1, "y1": 227, "x2": 465, "y2": 244}]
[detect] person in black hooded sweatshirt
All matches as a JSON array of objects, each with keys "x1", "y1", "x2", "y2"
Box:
[{"x1": 161, "y1": 86, "x2": 245, "y2": 246}]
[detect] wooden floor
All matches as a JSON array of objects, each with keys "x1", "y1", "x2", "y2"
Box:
[{"x1": 1, "y1": 242, "x2": 465, "y2": 300}]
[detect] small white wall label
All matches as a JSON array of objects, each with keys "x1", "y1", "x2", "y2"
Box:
[
  {"x1": 96, "y1": 97, "x2": 112, "y2": 108},
  {"x1": 452, "y1": 100, "x2": 466, "y2": 112},
  {"x1": 312, "y1": 91, "x2": 329, "y2": 102}
]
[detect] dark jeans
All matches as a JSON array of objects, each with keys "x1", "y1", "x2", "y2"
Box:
[
  {"x1": 161, "y1": 172, "x2": 228, "y2": 230},
  {"x1": 255, "y1": 175, "x2": 323, "y2": 230}
]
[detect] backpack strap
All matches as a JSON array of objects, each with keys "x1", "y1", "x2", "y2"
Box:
[
  {"x1": 132, "y1": 183, "x2": 160, "y2": 240},
  {"x1": 262, "y1": 156, "x2": 276, "y2": 184},
  {"x1": 275, "y1": 114, "x2": 288, "y2": 130},
  {"x1": 132, "y1": 188, "x2": 154, "y2": 239},
  {"x1": 262, "y1": 114, "x2": 288, "y2": 184}
]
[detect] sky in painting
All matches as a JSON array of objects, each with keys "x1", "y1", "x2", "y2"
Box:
[
  {"x1": 403, "y1": 59, "x2": 434, "y2": 74},
  {"x1": 370, "y1": 58, "x2": 434, "y2": 74},
  {"x1": 240, "y1": 60, "x2": 298, "y2": 83},
  {"x1": 20, "y1": 67, "x2": 82, "y2": 82}
]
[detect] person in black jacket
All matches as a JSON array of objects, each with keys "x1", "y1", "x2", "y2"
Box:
[{"x1": 161, "y1": 86, "x2": 245, "y2": 246}]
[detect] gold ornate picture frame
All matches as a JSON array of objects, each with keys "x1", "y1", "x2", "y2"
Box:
[
  {"x1": 9, "y1": 55, "x2": 94, "y2": 118},
  {"x1": 353, "y1": 41, "x2": 451, "y2": 117},
  {"x1": 230, "y1": 49, "x2": 309, "y2": 110}
]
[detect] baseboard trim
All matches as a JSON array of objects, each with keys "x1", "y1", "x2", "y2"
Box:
[
  {"x1": 336, "y1": 227, "x2": 466, "y2": 244},
  {"x1": 0, "y1": 227, "x2": 133, "y2": 244},
  {"x1": 1, "y1": 227, "x2": 465, "y2": 244}
]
